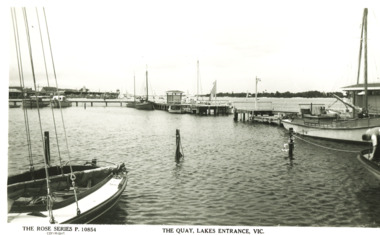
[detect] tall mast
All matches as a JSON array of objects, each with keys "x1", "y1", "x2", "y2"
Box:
[
  {"x1": 197, "y1": 60, "x2": 199, "y2": 99},
  {"x1": 133, "y1": 73, "x2": 136, "y2": 102},
  {"x1": 364, "y1": 8, "x2": 368, "y2": 111},
  {"x1": 356, "y1": 10, "x2": 366, "y2": 84},
  {"x1": 255, "y1": 76, "x2": 260, "y2": 110},
  {"x1": 146, "y1": 65, "x2": 148, "y2": 101}
]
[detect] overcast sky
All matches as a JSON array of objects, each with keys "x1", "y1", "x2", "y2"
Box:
[{"x1": 5, "y1": 0, "x2": 380, "y2": 96}]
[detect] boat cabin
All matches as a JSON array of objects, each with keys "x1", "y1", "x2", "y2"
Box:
[
  {"x1": 52, "y1": 95, "x2": 68, "y2": 102},
  {"x1": 342, "y1": 83, "x2": 380, "y2": 115},
  {"x1": 166, "y1": 90, "x2": 184, "y2": 104}
]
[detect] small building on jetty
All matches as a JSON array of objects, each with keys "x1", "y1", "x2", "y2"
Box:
[{"x1": 342, "y1": 83, "x2": 380, "y2": 115}]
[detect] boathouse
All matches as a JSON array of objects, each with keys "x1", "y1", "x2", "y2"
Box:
[
  {"x1": 166, "y1": 90, "x2": 184, "y2": 104},
  {"x1": 342, "y1": 83, "x2": 380, "y2": 114}
]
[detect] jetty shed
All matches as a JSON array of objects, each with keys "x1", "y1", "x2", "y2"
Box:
[
  {"x1": 166, "y1": 90, "x2": 184, "y2": 104},
  {"x1": 342, "y1": 83, "x2": 380, "y2": 114}
]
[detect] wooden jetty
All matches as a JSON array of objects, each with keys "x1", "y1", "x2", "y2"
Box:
[
  {"x1": 153, "y1": 102, "x2": 232, "y2": 115},
  {"x1": 9, "y1": 99, "x2": 131, "y2": 107},
  {"x1": 233, "y1": 108, "x2": 298, "y2": 125},
  {"x1": 233, "y1": 100, "x2": 297, "y2": 125}
]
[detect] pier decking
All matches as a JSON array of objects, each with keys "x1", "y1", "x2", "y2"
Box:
[
  {"x1": 9, "y1": 99, "x2": 130, "y2": 107},
  {"x1": 9, "y1": 98, "x2": 233, "y2": 115},
  {"x1": 154, "y1": 102, "x2": 232, "y2": 115},
  {"x1": 233, "y1": 108, "x2": 298, "y2": 125}
]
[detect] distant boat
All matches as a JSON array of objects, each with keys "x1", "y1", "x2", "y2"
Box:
[
  {"x1": 51, "y1": 95, "x2": 72, "y2": 108},
  {"x1": 8, "y1": 7, "x2": 128, "y2": 224},
  {"x1": 22, "y1": 96, "x2": 50, "y2": 108},
  {"x1": 126, "y1": 101, "x2": 136, "y2": 108},
  {"x1": 135, "y1": 67, "x2": 154, "y2": 110},
  {"x1": 9, "y1": 103, "x2": 21, "y2": 108},
  {"x1": 168, "y1": 104, "x2": 182, "y2": 113},
  {"x1": 282, "y1": 8, "x2": 380, "y2": 143}
]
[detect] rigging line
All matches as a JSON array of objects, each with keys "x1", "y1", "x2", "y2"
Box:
[
  {"x1": 36, "y1": 7, "x2": 64, "y2": 168},
  {"x1": 43, "y1": 7, "x2": 80, "y2": 214},
  {"x1": 22, "y1": 7, "x2": 55, "y2": 224},
  {"x1": 43, "y1": 7, "x2": 72, "y2": 170},
  {"x1": 11, "y1": 8, "x2": 34, "y2": 172},
  {"x1": 292, "y1": 134, "x2": 362, "y2": 153}
]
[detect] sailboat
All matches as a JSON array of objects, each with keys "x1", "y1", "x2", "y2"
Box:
[
  {"x1": 8, "y1": 7, "x2": 127, "y2": 224},
  {"x1": 135, "y1": 67, "x2": 154, "y2": 110},
  {"x1": 282, "y1": 8, "x2": 380, "y2": 143},
  {"x1": 126, "y1": 74, "x2": 136, "y2": 108}
]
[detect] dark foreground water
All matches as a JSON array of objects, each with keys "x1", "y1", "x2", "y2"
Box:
[{"x1": 7, "y1": 98, "x2": 380, "y2": 227}]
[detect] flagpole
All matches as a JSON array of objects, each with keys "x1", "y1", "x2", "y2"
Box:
[
  {"x1": 255, "y1": 76, "x2": 259, "y2": 110},
  {"x1": 215, "y1": 80, "x2": 217, "y2": 104}
]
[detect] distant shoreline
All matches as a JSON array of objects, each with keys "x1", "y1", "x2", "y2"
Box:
[{"x1": 199, "y1": 91, "x2": 344, "y2": 99}]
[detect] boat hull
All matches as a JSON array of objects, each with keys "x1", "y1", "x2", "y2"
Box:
[
  {"x1": 8, "y1": 164, "x2": 127, "y2": 224},
  {"x1": 168, "y1": 105, "x2": 183, "y2": 114},
  {"x1": 135, "y1": 101, "x2": 154, "y2": 110},
  {"x1": 126, "y1": 102, "x2": 136, "y2": 108},
  {"x1": 51, "y1": 101, "x2": 72, "y2": 108},
  {"x1": 358, "y1": 149, "x2": 380, "y2": 180},
  {"x1": 282, "y1": 118, "x2": 380, "y2": 143},
  {"x1": 22, "y1": 99, "x2": 50, "y2": 108}
]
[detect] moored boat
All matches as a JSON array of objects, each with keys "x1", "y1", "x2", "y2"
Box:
[
  {"x1": 51, "y1": 95, "x2": 72, "y2": 108},
  {"x1": 135, "y1": 100, "x2": 154, "y2": 110},
  {"x1": 8, "y1": 162, "x2": 127, "y2": 224},
  {"x1": 9, "y1": 103, "x2": 21, "y2": 108},
  {"x1": 168, "y1": 104, "x2": 182, "y2": 113},
  {"x1": 22, "y1": 96, "x2": 50, "y2": 108},
  {"x1": 282, "y1": 8, "x2": 380, "y2": 143},
  {"x1": 126, "y1": 101, "x2": 136, "y2": 108},
  {"x1": 9, "y1": 7, "x2": 128, "y2": 224},
  {"x1": 134, "y1": 67, "x2": 154, "y2": 110}
]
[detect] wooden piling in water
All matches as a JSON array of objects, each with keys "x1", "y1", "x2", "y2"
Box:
[
  {"x1": 288, "y1": 128, "x2": 294, "y2": 159},
  {"x1": 44, "y1": 131, "x2": 50, "y2": 165},
  {"x1": 234, "y1": 109, "x2": 238, "y2": 121},
  {"x1": 175, "y1": 129, "x2": 183, "y2": 163}
]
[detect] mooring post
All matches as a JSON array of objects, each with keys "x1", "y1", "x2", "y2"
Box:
[
  {"x1": 44, "y1": 131, "x2": 50, "y2": 166},
  {"x1": 243, "y1": 113, "x2": 246, "y2": 122},
  {"x1": 288, "y1": 128, "x2": 294, "y2": 159},
  {"x1": 84, "y1": 102, "x2": 86, "y2": 110},
  {"x1": 234, "y1": 108, "x2": 238, "y2": 121},
  {"x1": 175, "y1": 129, "x2": 183, "y2": 163}
]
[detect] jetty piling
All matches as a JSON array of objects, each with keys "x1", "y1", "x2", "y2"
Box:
[
  {"x1": 175, "y1": 129, "x2": 183, "y2": 163},
  {"x1": 44, "y1": 131, "x2": 50, "y2": 165},
  {"x1": 288, "y1": 128, "x2": 294, "y2": 159}
]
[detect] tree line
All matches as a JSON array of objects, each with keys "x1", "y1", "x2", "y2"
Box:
[{"x1": 202, "y1": 90, "x2": 344, "y2": 98}]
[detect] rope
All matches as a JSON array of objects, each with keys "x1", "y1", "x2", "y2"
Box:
[
  {"x1": 11, "y1": 8, "x2": 34, "y2": 174},
  {"x1": 35, "y1": 8, "x2": 64, "y2": 169},
  {"x1": 43, "y1": 7, "x2": 81, "y2": 215},
  {"x1": 22, "y1": 7, "x2": 55, "y2": 223},
  {"x1": 292, "y1": 134, "x2": 362, "y2": 153}
]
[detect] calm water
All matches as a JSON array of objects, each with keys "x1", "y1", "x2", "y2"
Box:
[{"x1": 7, "y1": 98, "x2": 380, "y2": 227}]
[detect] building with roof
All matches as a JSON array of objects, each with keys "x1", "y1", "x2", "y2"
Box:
[
  {"x1": 342, "y1": 83, "x2": 380, "y2": 114},
  {"x1": 166, "y1": 90, "x2": 184, "y2": 104}
]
